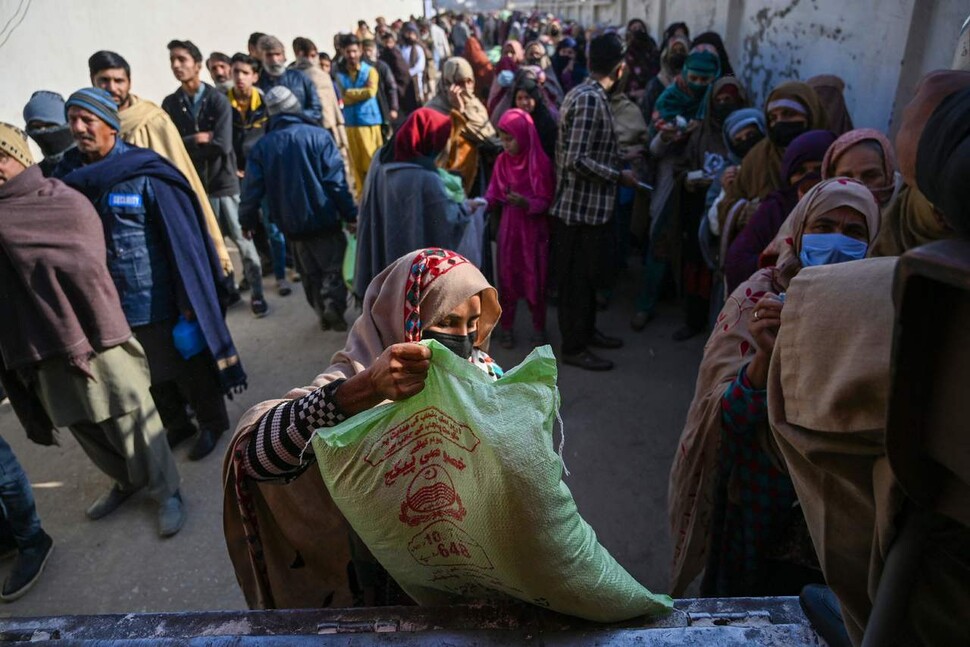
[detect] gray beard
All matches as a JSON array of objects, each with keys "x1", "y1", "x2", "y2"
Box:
[
  {"x1": 265, "y1": 62, "x2": 286, "y2": 77},
  {"x1": 216, "y1": 79, "x2": 233, "y2": 92}
]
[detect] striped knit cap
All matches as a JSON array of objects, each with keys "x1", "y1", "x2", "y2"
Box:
[{"x1": 65, "y1": 87, "x2": 121, "y2": 131}]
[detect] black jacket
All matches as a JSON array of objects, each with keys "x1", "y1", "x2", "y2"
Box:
[
  {"x1": 162, "y1": 82, "x2": 240, "y2": 197},
  {"x1": 370, "y1": 58, "x2": 399, "y2": 123}
]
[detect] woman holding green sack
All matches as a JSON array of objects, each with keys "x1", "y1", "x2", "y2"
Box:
[{"x1": 222, "y1": 248, "x2": 502, "y2": 609}]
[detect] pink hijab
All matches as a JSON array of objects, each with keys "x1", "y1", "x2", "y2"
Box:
[
  {"x1": 496, "y1": 40, "x2": 525, "y2": 73},
  {"x1": 489, "y1": 108, "x2": 555, "y2": 204}
]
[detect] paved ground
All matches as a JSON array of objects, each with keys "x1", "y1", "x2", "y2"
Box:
[{"x1": 0, "y1": 264, "x2": 704, "y2": 618}]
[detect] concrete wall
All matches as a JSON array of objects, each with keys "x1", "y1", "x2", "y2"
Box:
[
  {"x1": 0, "y1": 0, "x2": 424, "y2": 127},
  {"x1": 532, "y1": 0, "x2": 970, "y2": 133}
]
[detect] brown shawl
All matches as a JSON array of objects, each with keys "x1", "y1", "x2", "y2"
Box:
[
  {"x1": 868, "y1": 71, "x2": 970, "y2": 257},
  {"x1": 0, "y1": 166, "x2": 132, "y2": 447},
  {"x1": 893, "y1": 70, "x2": 970, "y2": 188},
  {"x1": 0, "y1": 165, "x2": 131, "y2": 372},
  {"x1": 223, "y1": 249, "x2": 500, "y2": 609},
  {"x1": 668, "y1": 178, "x2": 881, "y2": 595},
  {"x1": 717, "y1": 81, "x2": 827, "y2": 236},
  {"x1": 462, "y1": 36, "x2": 495, "y2": 104},
  {"x1": 807, "y1": 74, "x2": 854, "y2": 135},
  {"x1": 870, "y1": 184, "x2": 952, "y2": 256}
]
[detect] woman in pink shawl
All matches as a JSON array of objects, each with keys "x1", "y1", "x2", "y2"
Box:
[{"x1": 485, "y1": 108, "x2": 556, "y2": 348}]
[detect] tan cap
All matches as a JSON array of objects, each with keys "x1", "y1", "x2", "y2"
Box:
[{"x1": 0, "y1": 122, "x2": 35, "y2": 168}]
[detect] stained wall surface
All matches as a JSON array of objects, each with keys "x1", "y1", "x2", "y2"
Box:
[{"x1": 533, "y1": 0, "x2": 970, "y2": 132}]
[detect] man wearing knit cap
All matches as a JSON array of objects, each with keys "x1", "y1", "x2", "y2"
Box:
[
  {"x1": 240, "y1": 86, "x2": 357, "y2": 332},
  {"x1": 255, "y1": 35, "x2": 322, "y2": 123},
  {"x1": 55, "y1": 88, "x2": 248, "y2": 462},
  {"x1": 0, "y1": 122, "x2": 184, "y2": 540},
  {"x1": 551, "y1": 32, "x2": 638, "y2": 371},
  {"x1": 86, "y1": 50, "x2": 237, "y2": 294},
  {"x1": 22, "y1": 91, "x2": 76, "y2": 177}
]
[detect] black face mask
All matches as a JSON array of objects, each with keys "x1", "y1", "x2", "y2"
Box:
[
  {"x1": 668, "y1": 52, "x2": 687, "y2": 71},
  {"x1": 28, "y1": 125, "x2": 76, "y2": 158},
  {"x1": 422, "y1": 330, "x2": 476, "y2": 360},
  {"x1": 770, "y1": 121, "x2": 808, "y2": 147},
  {"x1": 711, "y1": 102, "x2": 738, "y2": 125},
  {"x1": 732, "y1": 133, "x2": 763, "y2": 159}
]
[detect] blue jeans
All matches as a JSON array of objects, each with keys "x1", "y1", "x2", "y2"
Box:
[
  {"x1": 0, "y1": 435, "x2": 43, "y2": 548},
  {"x1": 210, "y1": 195, "x2": 264, "y2": 298},
  {"x1": 262, "y1": 210, "x2": 287, "y2": 281}
]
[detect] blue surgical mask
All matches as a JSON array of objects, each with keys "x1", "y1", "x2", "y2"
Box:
[{"x1": 799, "y1": 233, "x2": 869, "y2": 268}]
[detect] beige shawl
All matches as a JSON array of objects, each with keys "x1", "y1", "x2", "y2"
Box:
[
  {"x1": 668, "y1": 178, "x2": 881, "y2": 595},
  {"x1": 223, "y1": 249, "x2": 500, "y2": 609},
  {"x1": 119, "y1": 95, "x2": 232, "y2": 275},
  {"x1": 294, "y1": 59, "x2": 349, "y2": 149},
  {"x1": 767, "y1": 257, "x2": 898, "y2": 645},
  {"x1": 426, "y1": 58, "x2": 496, "y2": 193}
]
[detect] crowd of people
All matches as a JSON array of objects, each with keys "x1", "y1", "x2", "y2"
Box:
[{"x1": 0, "y1": 7, "x2": 968, "y2": 644}]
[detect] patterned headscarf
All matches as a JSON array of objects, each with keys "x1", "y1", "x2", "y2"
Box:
[{"x1": 403, "y1": 249, "x2": 472, "y2": 341}]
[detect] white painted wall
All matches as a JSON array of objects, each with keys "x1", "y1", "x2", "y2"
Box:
[
  {"x1": 533, "y1": 0, "x2": 970, "y2": 133},
  {"x1": 0, "y1": 0, "x2": 423, "y2": 127}
]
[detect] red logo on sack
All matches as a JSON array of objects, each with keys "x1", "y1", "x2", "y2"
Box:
[{"x1": 365, "y1": 407, "x2": 480, "y2": 467}]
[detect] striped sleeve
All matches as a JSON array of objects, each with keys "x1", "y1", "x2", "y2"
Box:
[{"x1": 243, "y1": 379, "x2": 348, "y2": 480}]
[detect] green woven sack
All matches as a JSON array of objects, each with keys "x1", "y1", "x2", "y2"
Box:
[
  {"x1": 312, "y1": 341, "x2": 673, "y2": 622},
  {"x1": 342, "y1": 232, "x2": 356, "y2": 289}
]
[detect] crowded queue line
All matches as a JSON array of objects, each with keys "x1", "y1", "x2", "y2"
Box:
[{"x1": 0, "y1": 8, "x2": 968, "y2": 645}]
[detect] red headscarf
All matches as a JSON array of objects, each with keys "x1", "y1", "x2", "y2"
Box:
[
  {"x1": 487, "y1": 108, "x2": 555, "y2": 207},
  {"x1": 393, "y1": 108, "x2": 452, "y2": 163}
]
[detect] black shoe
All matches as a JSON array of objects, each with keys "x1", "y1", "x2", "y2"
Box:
[
  {"x1": 0, "y1": 532, "x2": 53, "y2": 602},
  {"x1": 187, "y1": 428, "x2": 223, "y2": 461},
  {"x1": 157, "y1": 491, "x2": 186, "y2": 538},
  {"x1": 166, "y1": 424, "x2": 197, "y2": 449},
  {"x1": 672, "y1": 325, "x2": 703, "y2": 342},
  {"x1": 86, "y1": 483, "x2": 137, "y2": 520},
  {"x1": 799, "y1": 585, "x2": 852, "y2": 647},
  {"x1": 237, "y1": 277, "x2": 251, "y2": 292},
  {"x1": 561, "y1": 349, "x2": 614, "y2": 371},
  {"x1": 589, "y1": 330, "x2": 623, "y2": 349},
  {"x1": 251, "y1": 297, "x2": 269, "y2": 318},
  {"x1": 322, "y1": 304, "x2": 348, "y2": 332}
]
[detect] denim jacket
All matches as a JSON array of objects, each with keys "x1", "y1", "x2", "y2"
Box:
[{"x1": 55, "y1": 140, "x2": 181, "y2": 326}]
